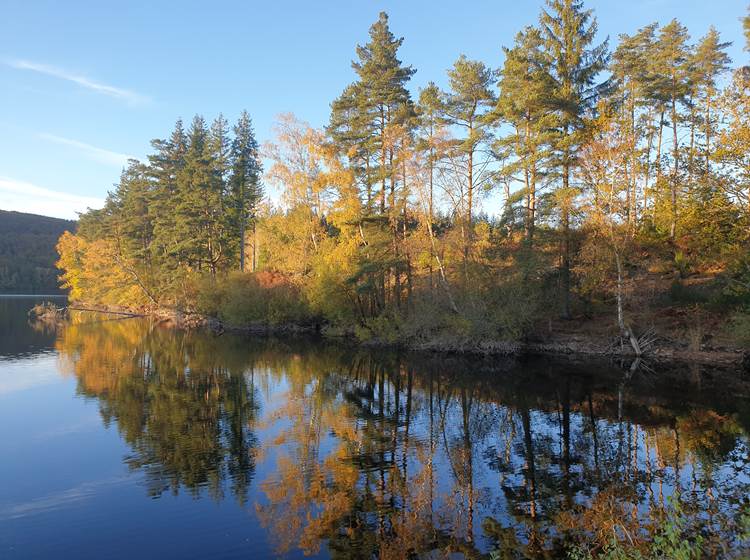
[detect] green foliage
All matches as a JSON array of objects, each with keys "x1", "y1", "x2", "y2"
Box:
[
  {"x1": 668, "y1": 279, "x2": 697, "y2": 304},
  {"x1": 57, "y1": 111, "x2": 262, "y2": 307},
  {"x1": 673, "y1": 250, "x2": 692, "y2": 279},
  {"x1": 717, "y1": 253, "x2": 750, "y2": 307},
  {"x1": 194, "y1": 271, "x2": 310, "y2": 326},
  {"x1": 53, "y1": 4, "x2": 750, "y2": 353},
  {"x1": 566, "y1": 501, "x2": 705, "y2": 560},
  {"x1": 0, "y1": 210, "x2": 75, "y2": 294},
  {"x1": 229, "y1": 110, "x2": 263, "y2": 271},
  {"x1": 727, "y1": 309, "x2": 750, "y2": 347},
  {"x1": 355, "y1": 312, "x2": 403, "y2": 344}
]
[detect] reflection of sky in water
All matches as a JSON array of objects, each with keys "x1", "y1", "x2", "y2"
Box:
[
  {"x1": 0, "y1": 355, "x2": 60, "y2": 396},
  {"x1": 0, "y1": 296, "x2": 748, "y2": 559}
]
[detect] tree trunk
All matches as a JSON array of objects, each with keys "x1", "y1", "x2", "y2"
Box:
[
  {"x1": 656, "y1": 110, "x2": 665, "y2": 180},
  {"x1": 670, "y1": 96, "x2": 679, "y2": 240},
  {"x1": 643, "y1": 110, "x2": 656, "y2": 219},
  {"x1": 615, "y1": 251, "x2": 642, "y2": 356},
  {"x1": 464, "y1": 117, "x2": 474, "y2": 282},
  {"x1": 429, "y1": 137, "x2": 435, "y2": 292},
  {"x1": 427, "y1": 218, "x2": 459, "y2": 314},
  {"x1": 251, "y1": 221, "x2": 257, "y2": 273},
  {"x1": 529, "y1": 165, "x2": 536, "y2": 243},
  {"x1": 705, "y1": 93, "x2": 711, "y2": 179},
  {"x1": 561, "y1": 149, "x2": 571, "y2": 320}
]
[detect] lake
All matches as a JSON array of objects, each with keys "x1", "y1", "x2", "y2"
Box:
[{"x1": 1, "y1": 295, "x2": 748, "y2": 558}]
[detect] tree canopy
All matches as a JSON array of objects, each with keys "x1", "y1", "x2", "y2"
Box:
[{"x1": 57, "y1": 4, "x2": 750, "y2": 353}]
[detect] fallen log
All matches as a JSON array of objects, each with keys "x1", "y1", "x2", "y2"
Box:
[{"x1": 67, "y1": 306, "x2": 144, "y2": 317}]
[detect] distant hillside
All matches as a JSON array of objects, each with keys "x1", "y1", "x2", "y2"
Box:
[{"x1": 0, "y1": 210, "x2": 76, "y2": 294}]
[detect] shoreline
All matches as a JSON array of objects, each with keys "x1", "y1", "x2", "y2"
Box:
[
  {"x1": 145, "y1": 306, "x2": 750, "y2": 370},
  {"x1": 43, "y1": 301, "x2": 749, "y2": 370}
]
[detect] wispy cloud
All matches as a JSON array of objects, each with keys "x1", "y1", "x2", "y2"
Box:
[
  {"x1": 0, "y1": 176, "x2": 104, "y2": 219},
  {"x1": 39, "y1": 133, "x2": 135, "y2": 167},
  {"x1": 6, "y1": 59, "x2": 150, "y2": 105}
]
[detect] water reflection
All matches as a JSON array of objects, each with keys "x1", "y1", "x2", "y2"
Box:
[
  {"x1": 57, "y1": 318, "x2": 259, "y2": 503},
  {"x1": 0, "y1": 296, "x2": 65, "y2": 359},
  {"x1": 55, "y1": 315, "x2": 750, "y2": 558}
]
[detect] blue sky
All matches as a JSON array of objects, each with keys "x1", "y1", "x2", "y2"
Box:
[{"x1": 1, "y1": 0, "x2": 748, "y2": 219}]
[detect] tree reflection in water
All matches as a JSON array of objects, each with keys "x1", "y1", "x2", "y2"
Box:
[{"x1": 56, "y1": 316, "x2": 750, "y2": 558}]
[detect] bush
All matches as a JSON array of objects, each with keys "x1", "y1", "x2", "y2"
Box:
[
  {"x1": 728, "y1": 309, "x2": 750, "y2": 348},
  {"x1": 674, "y1": 250, "x2": 692, "y2": 279},
  {"x1": 668, "y1": 280, "x2": 708, "y2": 305},
  {"x1": 355, "y1": 313, "x2": 403, "y2": 343},
  {"x1": 717, "y1": 254, "x2": 750, "y2": 308},
  {"x1": 194, "y1": 271, "x2": 311, "y2": 326},
  {"x1": 565, "y1": 500, "x2": 707, "y2": 560}
]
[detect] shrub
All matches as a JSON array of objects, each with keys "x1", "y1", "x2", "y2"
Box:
[
  {"x1": 728, "y1": 309, "x2": 750, "y2": 348},
  {"x1": 195, "y1": 271, "x2": 311, "y2": 326},
  {"x1": 668, "y1": 280, "x2": 708, "y2": 305}
]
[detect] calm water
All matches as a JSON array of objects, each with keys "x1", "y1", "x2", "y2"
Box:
[{"x1": 1, "y1": 296, "x2": 749, "y2": 559}]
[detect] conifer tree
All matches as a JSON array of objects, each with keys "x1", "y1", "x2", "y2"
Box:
[
  {"x1": 329, "y1": 11, "x2": 416, "y2": 309},
  {"x1": 610, "y1": 23, "x2": 658, "y2": 225},
  {"x1": 112, "y1": 161, "x2": 154, "y2": 263},
  {"x1": 230, "y1": 110, "x2": 262, "y2": 272},
  {"x1": 441, "y1": 55, "x2": 496, "y2": 257},
  {"x1": 691, "y1": 28, "x2": 731, "y2": 179},
  {"x1": 496, "y1": 26, "x2": 554, "y2": 243},
  {"x1": 210, "y1": 114, "x2": 232, "y2": 190},
  {"x1": 148, "y1": 119, "x2": 187, "y2": 269},
  {"x1": 539, "y1": 0, "x2": 609, "y2": 318},
  {"x1": 329, "y1": 83, "x2": 375, "y2": 211},
  {"x1": 330, "y1": 11, "x2": 415, "y2": 215},
  {"x1": 416, "y1": 82, "x2": 444, "y2": 226},
  {"x1": 173, "y1": 115, "x2": 219, "y2": 272},
  {"x1": 109, "y1": 161, "x2": 161, "y2": 303},
  {"x1": 655, "y1": 20, "x2": 692, "y2": 240}
]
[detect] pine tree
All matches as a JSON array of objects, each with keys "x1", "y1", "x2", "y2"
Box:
[
  {"x1": 539, "y1": 0, "x2": 609, "y2": 318},
  {"x1": 172, "y1": 115, "x2": 227, "y2": 273},
  {"x1": 230, "y1": 110, "x2": 262, "y2": 272},
  {"x1": 109, "y1": 161, "x2": 161, "y2": 303},
  {"x1": 442, "y1": 55, "x2": 496, "y2": 254},
  {"x1": 329, "y1": 11, "x2": 416, "y2": 310},
  {"x1": 329, "y1": 82, "x2": 375, "y2": 211},
  {"x1": 148, "y1": 119, "x2": 187, "y2": 268},
  {"x1": 655, "y1": 20, "x2": 692, "y2": 240},
  {"x1": 330, "y1": 11, "x2": 415, "y2": 215},
  {"x1": 691, "y1": 28, "x2": 731, "y2": 180},
  {"x1": 416, "y1": 82, "x2": 444, "y2": 226},
  {"x1": 496, "y1": 26, "x2": 554, "y2": 243},
  {"x1": 611, "y1": 23, "x2": 658, "y2": 226},
  {"x1": 112, "y1": 161, "x2": 153, "y2": 262},
  {"x1": 210, "y1": 114, "x2": 232, "y2": 189}
]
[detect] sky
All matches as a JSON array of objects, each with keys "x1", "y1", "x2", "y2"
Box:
[{"x1": 1, "y1": 0, "x2": 748, "y2": 219}]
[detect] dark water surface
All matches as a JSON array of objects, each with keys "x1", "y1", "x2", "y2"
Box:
[{"x1": 1, "y1": 296, "x2": 749, "y2": 559}]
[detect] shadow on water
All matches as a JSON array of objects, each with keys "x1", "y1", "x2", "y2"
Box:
[{"x1": 40, "y1": 312, "x2": 750, "y2": 557}]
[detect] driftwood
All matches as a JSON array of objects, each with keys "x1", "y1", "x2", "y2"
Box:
[
  {"x1": 28, "y1": 302, "x2": 68, "y2": 322},
  {"x1": 67, "y1": 306, "x2": 144, "y2": 317}
]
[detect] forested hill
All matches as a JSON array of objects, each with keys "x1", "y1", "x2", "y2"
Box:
[{"x1": 0, "y1": 210, "x2": 75, "y2": 294}]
